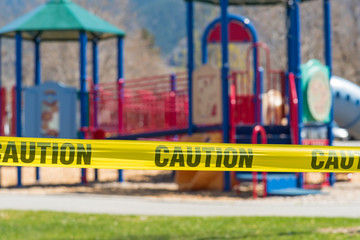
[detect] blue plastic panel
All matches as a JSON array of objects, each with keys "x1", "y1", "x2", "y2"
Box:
[{"x1": 24, "y1": 81, "x2": 77, "y2": 138}]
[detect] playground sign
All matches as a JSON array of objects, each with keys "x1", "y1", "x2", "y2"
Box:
[
  {"x1": 1, "y1": 136, "x2": 360, "y2": 173},
  {"x1": 192, "y1": 65, "x2": 222, "y2": 125}
]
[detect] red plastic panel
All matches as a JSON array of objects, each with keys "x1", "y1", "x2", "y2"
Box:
[{"x1": 208, "y1": 21, "x2": 252, "y2": 43}]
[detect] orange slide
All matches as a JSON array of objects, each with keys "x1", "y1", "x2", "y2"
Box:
[{"x1": 175, "y1": 132, "x2": 224, "y2": 191}]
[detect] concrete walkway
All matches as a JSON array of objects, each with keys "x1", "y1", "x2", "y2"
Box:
[{"x1": 1, "y1": 192, "x2": 360, "y2": 217}]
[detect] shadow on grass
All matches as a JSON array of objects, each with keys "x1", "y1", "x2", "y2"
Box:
[{"x1": 112, "y1": 230, "x2": 314, "y2": 240}]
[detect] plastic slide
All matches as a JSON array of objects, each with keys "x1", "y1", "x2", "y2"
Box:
[
  {"x1": 175, "y1": 132, "x2": 225, "y2": 191},
  {"x1": 331, "y1": 76, "x2": 360, "y2": 139}
]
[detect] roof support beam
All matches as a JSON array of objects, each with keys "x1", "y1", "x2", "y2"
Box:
[
  {"x1": 117, "y1": 36, "x2": 124, "y2": 80},
  {"x1": 92, "y1": 38, "x2": 99, "y2": 182},
  {"x1": 79, "y1": 31, "x2": 88, "y2": 185},
  {"x1": 220, "y1": 0, "x2": 231, "y2": 192},
  {"x1": 287, "y1": 0, "x2": 303, "y2": 188},
  {"x1": 324, "y1": 0, "x2": 335, "y2": 185},
  {"x1": 117, "y1": 36, "x2": 124, "y2": 183},
  {"x1": 34, "y1": 37, "x2": 41, "y2": 183},
  {"x1": 92, "y1": 39, "x2": 99, "y2": 129},
  {"x1": 187, "y1": 0, "x2": 195, "y2": 136},
  {"x1": 220, "y1": 0, "x2": 230, "y2": 144},
  {"x1": 34, "y1": 37, "x2": 41, "y2": 86},
  {"x1": 15, "y1": 32, "x2": 23, "y2": 187}
]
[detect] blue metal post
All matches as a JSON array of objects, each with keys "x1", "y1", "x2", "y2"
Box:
[
  {"x1": 187, "y1": 0, "x2": 195, "y2": 135},
  {"x1": 324, "y1": 0, "x2": 332, "y2": 78},
  {"x1": 15, "y1": 32, "x2": 22, "y2": 187},
  {"x1": 294, "y1": 0, "x2": 302, "y2": 146},
  {"x1": 92, "y1": 38, "x2": 99, "y2": 182},
  {"x1": 92, "y1": 39, "x2": 99, "y2": 127},
  {"x1": 117, "y1": 36, "x2": 124, "y2": 182},
  {"x1": 220, "y1": 0, "x2": 230, "y2": 144},
  {"x1": 258, "y1": 67, "x2": 264, "y2": 124},
  {"x1": 220, "y1": 0, "x2": 231, "y2": 192},
  {"x1": 288, "y1": 0, "x2": 303, "y2": 188},
  {"x1": 34, "y1": 38, "x2": 41, "y2": 86},
  {"x1": 294, "y1": 0, "x2": 303, "y2": 188},
  {"x1": 286, "y1": 4, "x2": 293, "y2": 73},
  {"x1": 117, "y1": 36, "x2": 124, "y2": 79},
  {"x1": 253, "y1": 47, "x2": 259, "y2": 123},
  {"x1": 286, "y1": 0, "x2": 294, "y2": 128},
  {"x1": 287, "y1": 0, "x2": 302, "y2": 144},
  {"x1": 170, "y1": 73, "x2": 176, "y2": 91},
  {"x1": 34, "y1": 37, "x2": 41, "y2": 182},
  {"x1": 79, "y1": 32, "x2": 88, "y2": 185},
  {"x1": 201, "y1": 33, "x2": 208, "y2": 64},
  {"x1": 324, "y1": 0, "x2": 335, "y2": 185},
  {"x1": 80, "y1": 32, "x2": 88, "y2": 133}
]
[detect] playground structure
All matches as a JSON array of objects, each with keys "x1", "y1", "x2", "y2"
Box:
[
  {"x1": 0, "y1": 0, "x2": 125, "y2": 185},
  {"x1": 0, "y1": 0, "x2": 358, "y2": 196}
]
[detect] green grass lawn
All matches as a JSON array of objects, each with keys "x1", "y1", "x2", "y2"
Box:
[{"x1": 1, "y1": 210, "x2": 360, "y2": 240}]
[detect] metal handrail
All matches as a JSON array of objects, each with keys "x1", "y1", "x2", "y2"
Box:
[
  {"x1": 289, "y1": 72, "x2": 299, "y2": 145},
  {"x1": 251, "y1": 125, "x2": 267, "y2": 199}
]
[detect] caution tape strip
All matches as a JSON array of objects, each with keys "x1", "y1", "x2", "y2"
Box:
[{"x1": 0, "y1": 136, "x2": 357, "y2": 172}]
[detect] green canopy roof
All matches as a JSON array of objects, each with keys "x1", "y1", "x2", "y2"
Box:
[
  {"x1": 187, "y1": 0, "x2": 313, "y2": 5},
  {"x1": 0, "y1": 0, "x2": 125, "y2": 41}
]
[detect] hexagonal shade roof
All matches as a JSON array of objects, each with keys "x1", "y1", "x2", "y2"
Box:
[{"x1": 0, "y1": 0, "x2": 125, "y2": 41}]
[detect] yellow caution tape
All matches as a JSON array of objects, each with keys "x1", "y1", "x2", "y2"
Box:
[{"x1": 0, "y1": 136, "x2": 358, "y2": 172}]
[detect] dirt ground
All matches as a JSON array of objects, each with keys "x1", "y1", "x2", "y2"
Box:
[
  {"x1": 1, "y1": 167, "x2": 360, "y2": 202},
  {"x1": 0, "y1": 168, "x2": 253, "y2": 199}
]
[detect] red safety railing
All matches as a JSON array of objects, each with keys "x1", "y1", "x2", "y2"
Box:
[
  {"x1": 231, "y1": 69, "x2": 285, "y2": 126},
  {"x1": 90, "y1": 73, "x2": 189, "y2": 136},
  {"x1": 263, "y1": 70, "x2": 286, "y2": 125},
  {"x1": 251, "y1": 125, "x2": 267, "y2": 199},
  {"x1": 231, "y1": 71, "x2": 255, "y2": 125},
  {"x1": 88, "y1": 46, "x2": 286, "y2": 138},
  {"x1": 90, "y1": 68, "x2": 286, "y2": 137}
]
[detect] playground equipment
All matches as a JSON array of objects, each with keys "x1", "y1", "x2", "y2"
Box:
[
  {"x1": 175, "y1": 132, "x2": 224, "y2": 191},
  {"x1": 24, "y1": 82, "x2": 77, "y2": 139},
  {"x1": 0, "y1": 0, "x2": 356, "y2": 196},
  {"x1": 0, "y1": 0, "x2": 125, "y2": 186},
  {"x1": 331, "y1": 76, "x2": 360, "y2": 139}
]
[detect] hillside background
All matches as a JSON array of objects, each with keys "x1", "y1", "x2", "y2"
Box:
[{"x1": 0, "y1": 0, "x2": 359, "y2": 86}]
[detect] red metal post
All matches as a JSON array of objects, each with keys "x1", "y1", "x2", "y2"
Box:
[
  {"x1": 251, "y1": 125, "x2": 267, "y2": 198},
  {"x1": 230, "y1": 72, "x2": 237, "y2": 144},
  {"x1": 90, "y1": 82, "x2": 99, "y2": 130},
  {"x1": 0, "y1": 88, "x2": 5, "y2": 136},
  {"x1": 92, "y1": 129, "x2": 105, "y2": 182},
  {"x1": 11, "y1": 86, "x2": 16, "y2": 137},
  {"x1": 117, "y1": 79, "x2": 124, "y2": 135},
  {"x1": 169, "y1": 73, "x2": 177, "y2": 128},
  {"x1": 80, "y1": 127, "x2": 89, "y2": 185},
  {"x1": 229, "y1": 72, "x2": 237, "y2": 189},
  {"x1": 288, "y1": 73, "x2": 299, "y2": 145}
]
